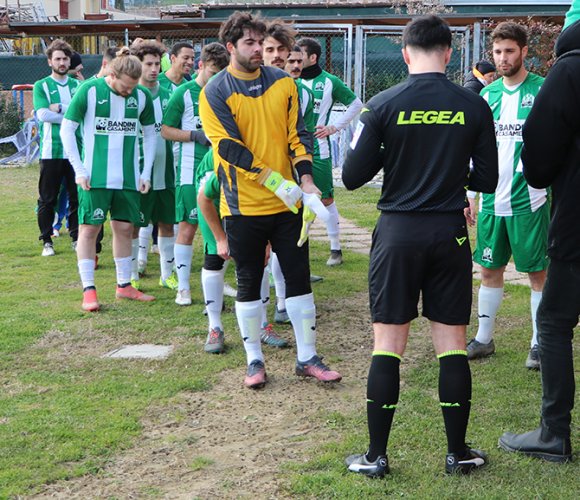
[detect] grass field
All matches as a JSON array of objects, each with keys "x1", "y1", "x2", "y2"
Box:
[{"x1": 0, "y1": 165, "x2": 578, "y2": 498}]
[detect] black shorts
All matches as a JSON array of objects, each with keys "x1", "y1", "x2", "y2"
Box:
[
  {"x1": 223, "y1": 211, "x2": 311, "y2": 302},
  {"x1": 369, "y1": 212, "x2": 472, "y2": 325}
]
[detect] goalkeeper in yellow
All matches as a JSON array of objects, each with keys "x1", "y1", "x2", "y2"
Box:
[{"x1": 199, "y1": 11, "x2": 341, "y2": 389}]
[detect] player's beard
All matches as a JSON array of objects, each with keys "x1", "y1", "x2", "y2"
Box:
[
  {"x1": 53, "y1": 65, "x2": 69, "y2": 76},
  {"x1": 236, "y1": 53, "x2": 262, "y2": 72},
  {"x1": 497, "y1": 57, "x2": 523, "y2": 78}
]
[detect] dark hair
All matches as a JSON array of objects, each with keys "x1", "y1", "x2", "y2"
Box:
[
  {"x1": 131, "y1": 40, "x2": 165, "y2": 61},
  {"x1": 296, "y1": 37, "x2": 321, "y2": 62},
  {"x1": 475, "y1": 60, "x2": 496, "y2": 74},
  {"x1": 103, "y1": 47, "x2": 118, "y2": 62},
  {"x1": 171, "y1": 42, "x2": 194, "y2": 58},
  {"x1": 200, "y1": 42, "x2": 230, "y2": 70},
  {"x1": 291, "y1": 45, "x2": 302, "y2": 53},
  {"x1": 402, "y1": 15, "x2": 452, "y2": 51},
  {"x1": 46, "y1": 39, "x2": 73, "y2": 60},
  {"x1": 70, "y1": 51, "x2": 83, "y2": 69},
  {"x1": 491, "y1": 22, "x2": 528, "y2": 48},
  {"x1": 266, "y1": 19, "x2": 296, "y2": 51},
  {"x1": 219, "y1": 11, "x2": 267, "y2": 47}
]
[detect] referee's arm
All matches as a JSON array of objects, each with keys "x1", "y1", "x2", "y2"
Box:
[
  {"x1": 342, "y1": 107, "x2": 384, "y2": 190},
  {"x1": 467, "y1": 102, "x2": 499, "y2": 194}
]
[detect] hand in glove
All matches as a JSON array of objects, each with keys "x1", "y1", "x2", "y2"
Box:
[{"x1": 261, "y1": 171, "x2": 302, "y2": 214}]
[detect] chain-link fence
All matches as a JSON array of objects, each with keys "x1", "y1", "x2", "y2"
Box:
[{"x1": 1, "y1": 23, "x2": 476, "y2": 167}]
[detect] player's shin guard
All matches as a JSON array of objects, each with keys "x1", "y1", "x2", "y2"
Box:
[
  {"x1": 158, "y1": 236, "x2": 176, "y2": 281},
  {"x1": 174, "y1": 243, "x2": 193, "y2": 291},
  {"x1": 366, "y1": 352, "x2": 400, "y2": 461},
  {"x1": 202, "y1": 267, "x2": 226, "y2": 331},
  {"x1": 138, "y1": 224, "x2": 153, "y2": 263},
  {"x1": 438, "y1": 351, "x2": 472, "y2": 454},
  {"x1": 530, "y1": 290, "x2": 542, "y2": 347},
  {"x1": 78, "y1": 258, "x2": 95, "y2": 289},
  {"x1": 270, "y1": 252, "x2": 286, "y2": 310},
  {"x1": 326, "y1": 202, "x2": 341, "y2": 251},
  {"x1": 235, "y1": 299, "x2": 264, "y2": 364},
  {"x1": 131, "y1": 238, "x2": 140, "y2": 281},
  {"x1": 286, "y1": 293, "x2": 317, "y2": 362},
  {"x1": 475, "y1": 285, "x2": 503, "y2": 344},
  {"x1": 114, "y1": 256, "x2": 132, "y2": 286}
]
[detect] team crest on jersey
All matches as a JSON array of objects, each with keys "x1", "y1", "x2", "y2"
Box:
[
  {"x1": 95, "y1": 117, "x2": 138, "y2": 135},
  {"x1": 126, "y1": 96, "x2": 138, "y2": 109},
  {"x1": 482, "y1": 247, "x2": 493, "y2": 263},
  {"x1": 93, "y1": 208, "x2": 105, "y2": 220},
  {"x1": 193, "y1": 116, "x2": 202, "y2": 130},
  {"x1": 521, "y1": 93, "x2": 535, "y2": 108},
  {"x1": 315, "y1": 82, "x2": 325, "y2": 92},
  {"x1": 71, "y1": 87, "x2": 76, "y2": 96},
  {"x1": 161, "y1": 98, "x2": 169, "y2": 110}
]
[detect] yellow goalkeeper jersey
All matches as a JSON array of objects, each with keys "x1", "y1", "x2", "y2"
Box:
[{"x1": 199, "y1": 64, "x2": 312, "y2": 217}]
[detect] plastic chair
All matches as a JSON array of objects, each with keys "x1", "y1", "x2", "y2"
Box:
[{"x1": 0, "y1": 118, "x2": 40, "y2": 165}]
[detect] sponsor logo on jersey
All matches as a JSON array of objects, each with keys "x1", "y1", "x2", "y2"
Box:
[
  {"x1": 155, "y1": 121, "x2": 162, "y2": 134},
  {"x1": 247, "y1": 84, "x2": 262, "y2": 92},
  {"x1": 482, "y1": 247, "x2": 493, "y2": 263},
  {"x1": 495, "y1": 120, "x2": 524, "y2": 138},
  {"x1": 313, "y1": 99, "x2": 321, "y2": 114},
  {"x1": 126, "y1": 96, "x2": 138, "y2": 109},
  {"x1": 189, "y1": 208, "x2": 198, "y2": 219},
  {"x1": 396, "y1": 110, "x2": 465, "y2": 125},
  {"x1": 315, "y1": 82, "x2": 325, "y2": 92},
  {"x1": 521, "y1": 93, "x2": 535, "y2": 108},
  {"x1": 95, "y1": 117, "x2": 138, "y2": 135},
  {"x1": 93, "y1": 208, "x2": 105, "y2": 220}
]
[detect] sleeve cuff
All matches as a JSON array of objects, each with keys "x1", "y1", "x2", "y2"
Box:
[{"x1": 295, "y1": 160, "x2": 313, "y2": 178}]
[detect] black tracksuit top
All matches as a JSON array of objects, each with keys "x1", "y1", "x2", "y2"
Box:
[{"x1": 342, "y1": 72, "x2": 498, "y2": 213}]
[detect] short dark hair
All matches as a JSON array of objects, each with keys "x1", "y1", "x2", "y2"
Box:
[
  {"x1": 103, "y1": 46, "x2": 118, "y2": 62},
  {"x1": 200, "y1": 42, "x2": 230, "y2": 70},
  {"x1": 297, "y1": 37, "x2": 321, "y2": 62},
  {"x1": 402, "y1": 15, "x2": 452, "y2": 51},
  {"x1": 219, "y1": 11, "x2": 267, "y2": 47},
  {"x1": 131, "y1": 40, "x2": 165, "y2": 61},
  {"x1": 46, "y1": 39, "x2": 73, "y2": 60},
  {"x1": 171, "y1": 42, "x2": 194, "y2": 58},
  {"x1": 491, "y1": 22, "x2": 528, "y2": 48},
  {"x1": 266, "y1": 19, "x2": 296, "y2": 51}
]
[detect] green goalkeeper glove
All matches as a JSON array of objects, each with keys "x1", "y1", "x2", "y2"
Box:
[
  {"x1": 261, "y1": 171, "x2": 302, "y2": 214},
  {"x1": 297, "y1": 205, "x2": 317, "y2": 247}
]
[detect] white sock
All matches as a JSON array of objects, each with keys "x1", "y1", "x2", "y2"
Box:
[
  {"x1": 475, "y1": 285, "x2": 504, "y2": 344},
  {"x1": 201, "y1": 267, "x2": 225, "y2": 331},
  {"x1": 78, "y1": 259, "x2": 95, "y2": 289},
  {"x1": 235, "y1": 300, "x2": 264, "y2": 364},
  {"x1": 131, "y1": 238, "x2": 140, "y2": 281},
  {"x1": 271, "y1": 252, "x2": 286, "y2": 310},
  {"x1": 260, "y1": 267, "x2": 271, "y2": 327},
  {"x1": 530, "y1": 290, "x2": 542, "y2": 347},
  {"x1": 286, "y1": 292, "x2": 317, "y2": 362},
  {"x1": 114, "y1": 256, "x2": 132, "y2": 286},
  {"x1": 326, "y1": 202, "x2": 341, "y2": 251},
  {"x1": 138, "y1": 224, "x2": 153, "y2": 263},
  {"x1": 174, "y1": 243, "x2": 193, "y2": 291},
  {"x1": 158, "y1": 236, "x2": 176, "y2": 280}
]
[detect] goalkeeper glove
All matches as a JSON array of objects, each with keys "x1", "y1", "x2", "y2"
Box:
[
  {"x1": 261, "y1": 171, "x2": 302, "y2": 214},
  {"x1": 297, "y1": 205, "x2": 316, "y2": 247},
  {"x1": 302, "y1": 192, "x2": 330, "y2": 222}
]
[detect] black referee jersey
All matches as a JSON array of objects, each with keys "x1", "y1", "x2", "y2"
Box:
[{"x1": 343, "y1": 72, "x2": 498, "y2": 212}]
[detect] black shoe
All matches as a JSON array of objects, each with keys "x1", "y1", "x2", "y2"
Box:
[
  {"x1": 345, "y1": 452, "x2": 389, "y2": 478},
  {"x1": 445, "y1": 448, "x2": 488, "y2": 474},
  {"x1": 498, "y1": 426, "x2": 572, "y2": 463}
]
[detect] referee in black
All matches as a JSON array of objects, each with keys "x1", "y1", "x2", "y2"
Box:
[{"x1": 343, "y1": 15, "x2": 498, "y2": 477}]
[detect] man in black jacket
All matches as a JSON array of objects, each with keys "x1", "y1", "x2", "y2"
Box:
[
  {"x1": 342, "y1": 15, "x2": 498, "y2": 478},
  {"x1": 463, "y1": 60, "x2": 496, "y2": 94},
  {"x1": 498, "y1": 16, "x2": 580, "y2": 464}
]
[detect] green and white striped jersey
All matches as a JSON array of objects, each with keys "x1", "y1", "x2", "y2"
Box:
[
  {"x1": 162, "y1": 79, "x2": 209, "y2": 186},
  {"x1": 33, "y1": 75, "x2": 80, "y2": 159},
  {"x1": 301, "y1": 70, "x2": 357, "y2": 159},
  {"x1": 480, "y1": 73, "x2": 548, "y2": 216},
  {"x1": 158, "y1": 72, "x2": 186, "y2": 93},
  {"x1": 140, "y1": 85, "x2": 175, "y2": 191},
  {"x1": 296, "y1": 78, "x2": 316, "y2": 134},
  {"x1": 64, "y1": 78, "x2": 155, "y2": 190}
]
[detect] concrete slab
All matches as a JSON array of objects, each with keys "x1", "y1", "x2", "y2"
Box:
[{"x1": 103, "y1": 344, "x2": 174, "y2": 360}]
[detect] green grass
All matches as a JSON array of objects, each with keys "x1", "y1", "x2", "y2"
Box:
[{"x1": 0, "y1": 167, "x2": 578, "y2": 498}]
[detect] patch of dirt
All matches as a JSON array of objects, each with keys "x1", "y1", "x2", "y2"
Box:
[{"x1": 33, "y1": 292, "x2": 377, "y2": 499}]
